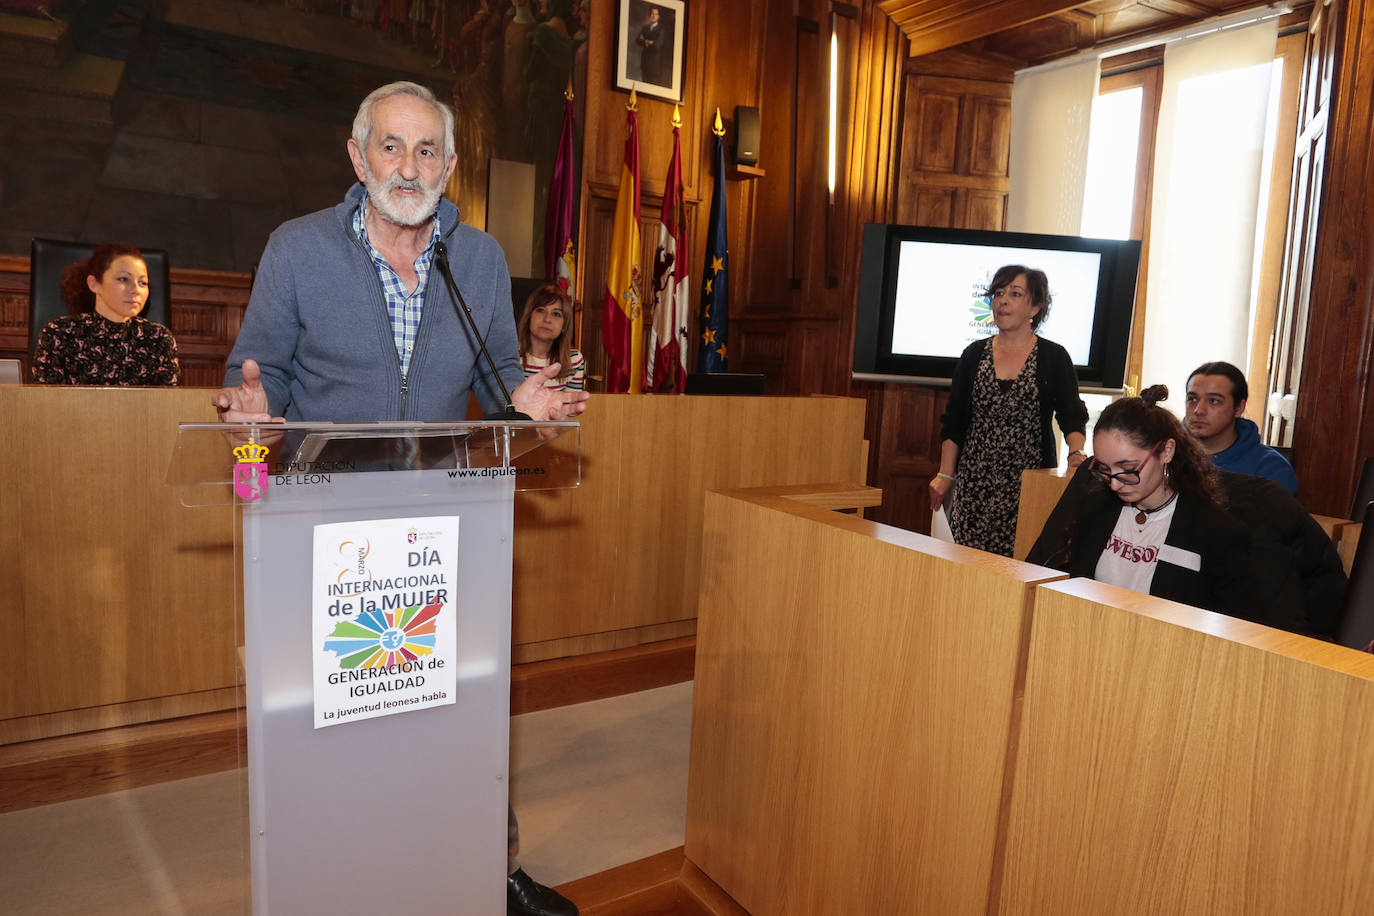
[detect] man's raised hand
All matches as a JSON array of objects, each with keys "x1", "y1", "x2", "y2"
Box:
[{"x1": 212, "y1": 359, "x2": 284, "y2": 423}]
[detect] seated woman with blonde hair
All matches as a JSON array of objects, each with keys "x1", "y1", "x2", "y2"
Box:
[
  {"x1": 516, "y1": 284, "x2": 584, "y2": 391},
  {"x1": 32, "y1": 243, "x2": 180, "y2": 386}
]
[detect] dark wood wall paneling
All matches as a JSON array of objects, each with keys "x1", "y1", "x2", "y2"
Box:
[
  {"x1": 576, "y1": 0, "x2": 905, "y2": 399},
  {"x1": 1290, "y1": 0, "x2": 1374, "y2": 516},
  {"x1": 857, "y1": 50, "x2": 1015, "y2": 534},
  {"x1": 734, "y1": 1, "x2": 906, "y2": 397},
  {"x1": 0, "y1": 256, "x2": 28, "y2": 359}
]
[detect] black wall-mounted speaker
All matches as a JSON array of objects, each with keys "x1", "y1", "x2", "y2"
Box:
[{"x1": 734, "y1": 105, "x2": 760, "y2": 166}]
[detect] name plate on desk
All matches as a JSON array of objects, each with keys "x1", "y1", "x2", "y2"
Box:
[{"x1": 311, "y1": 517, "x2": 460, "y2": 728}]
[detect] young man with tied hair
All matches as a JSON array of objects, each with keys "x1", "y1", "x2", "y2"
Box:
[
  {"x1": 1185, "y1": 361, "x2": 1297, "y2": 495},
  {"x1": 214, "y1": 81, "x2": 582, "y2": 916}
]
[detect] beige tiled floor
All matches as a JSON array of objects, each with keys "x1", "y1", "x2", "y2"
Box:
[
  {"x1": 512, "y1": 682, "x2": 692, "y2": 887},
  {"x1": 0, "y1": 682, "x2": 692, "y2": 914}
]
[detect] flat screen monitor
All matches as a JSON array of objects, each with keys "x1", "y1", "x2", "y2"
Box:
[{"x1": 853, "y1": 224, "x2": 1141, "y2": 390}]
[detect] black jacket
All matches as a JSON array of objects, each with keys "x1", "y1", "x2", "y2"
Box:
[
  {"x1": 1028, "y1": 464, "x2": 1347, "y2": 635},
  {"x1": 940, "y1": 336, "x2": 1089, "y2": 469},
  {"x1": 1219, "y1": 471, "x2": 1347, "y2": 637}
]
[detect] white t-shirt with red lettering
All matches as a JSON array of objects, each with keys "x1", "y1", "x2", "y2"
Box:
[{"x1": 1093, "y1": 499, "x2": 1178, "y2": 596}]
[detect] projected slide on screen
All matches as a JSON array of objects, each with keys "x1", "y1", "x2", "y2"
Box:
[{"x1": 889, "y1": 241, "x2": 1102, "y2": 364}]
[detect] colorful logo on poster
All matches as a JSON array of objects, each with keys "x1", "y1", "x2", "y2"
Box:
[
  {"x1": 232, "y1": 436, "x2": 270, "y2": 502},
  {"x1": 969, "y1": 297, "x2": 994, "y2": 325},
  {"x1": 407, "y1": 528, "x2": 418, "y2": 544},
  {"x1": 322, "y1": 603, "x2": 442, "y2": 669}
]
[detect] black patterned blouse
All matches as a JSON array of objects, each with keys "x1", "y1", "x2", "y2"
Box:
[{"x1": 32, "y1": 313, "x2": 181, "y2": 386}]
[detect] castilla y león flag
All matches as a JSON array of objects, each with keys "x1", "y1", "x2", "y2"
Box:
[
  {"x1": 647, "y1": 122, "x2": 689, "y2": 393},
  {"x1": 545, "y1": 93, "x2": 577, "y2": 292}
]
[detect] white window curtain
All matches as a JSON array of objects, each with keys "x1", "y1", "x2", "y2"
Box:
[
  {"x1": 1007, "y1": 58, "x2": 1101, "y2": 235},
  {"x1": 1140, "y1": 19, "x2": 1278, "y2": 409}
]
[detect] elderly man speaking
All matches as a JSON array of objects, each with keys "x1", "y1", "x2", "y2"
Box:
[
  {"x1": 215, "y1": 80, "x2": 587, "y2": 428},
  {"x1": 214, "y1": 81, "x2": 583, "y2": 916}
]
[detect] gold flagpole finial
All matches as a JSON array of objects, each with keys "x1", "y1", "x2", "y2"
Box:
[
  {"x1": 565, "y1": 76, "x2": 574, "y2": 101},
  {"x1": 627, "y1": 87, "x2": 638, "y2": 111},
  {"x1": 712, "y1": 107, "x2": 724, "y2": 136},
  {"x1": 672, "y1": 102, "x2": 682, "y2": 128}
]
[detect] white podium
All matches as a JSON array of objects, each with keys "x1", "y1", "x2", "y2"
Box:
[{"x1": 169, "y1": 421, "x2": 580, "y2": 915}]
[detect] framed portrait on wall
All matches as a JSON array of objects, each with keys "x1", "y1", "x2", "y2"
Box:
[{"x1": 615, "y1": 0, "x2": 686, "y2": 103}]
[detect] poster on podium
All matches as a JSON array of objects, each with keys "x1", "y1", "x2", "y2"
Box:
[{"x1": 311, "y1": 516, "x2": 460, "y2": 728}]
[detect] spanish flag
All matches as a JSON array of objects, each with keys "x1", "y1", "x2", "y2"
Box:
[{"x1": 602, "y1": 105, "x2": 642, "y2": 393}]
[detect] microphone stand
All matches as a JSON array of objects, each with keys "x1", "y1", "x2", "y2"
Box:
[{"x1": 433, "y1": 240, "x2": 531, "y2": 421}]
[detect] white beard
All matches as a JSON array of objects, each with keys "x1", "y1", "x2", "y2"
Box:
[{"x1": 362, "y1": 166, "x2": 445, "y2": 227}]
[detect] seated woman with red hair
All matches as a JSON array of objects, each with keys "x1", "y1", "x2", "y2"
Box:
[{"x1": 32, "y1": 243, "x2": 180, "y2": 386}]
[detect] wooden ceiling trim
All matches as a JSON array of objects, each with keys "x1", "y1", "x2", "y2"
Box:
[
  {"x1": 880, "y1": 0, "x2": 1090, "y2": 54},
  {"x1": 888, "y1": 0, "x2": 1311, "y2": 68},
  {"x1": 1139, "y1": 0, "x2": 1226, "y2": 18}
]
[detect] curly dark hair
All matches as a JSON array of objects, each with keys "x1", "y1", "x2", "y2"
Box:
[
  {"x1": 982, "y1": 264, "x2": 1052, "y2": 330},
  {"x1": 1094, "y1": 384, "x2": 1225, "y2": 506},
  {"x1": 59, "y1": 243, "x2": 146, "y2": 314}
]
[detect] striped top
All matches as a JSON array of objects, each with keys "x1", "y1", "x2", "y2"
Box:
[{"x1": 522, "y1": 349, "x2": 585, "y2": 390}]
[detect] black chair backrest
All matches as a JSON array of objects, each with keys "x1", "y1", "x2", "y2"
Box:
[
  {"x1": 1350, "y1": 457, "x2": 1374, "y2": 522},
  {"x1": 1336, "y1": 500, "x2": 1374, "y2": 649},
  {"x1": 509, "y1": 276, "x2": 550, "y2": 324},
  {"x1": 28, "y1": 238, "x2": 172, "y2": 356}
]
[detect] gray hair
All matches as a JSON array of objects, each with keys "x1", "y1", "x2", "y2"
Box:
[{"x1": 352, "y1": 81, "x2": 455, "y2": 161}]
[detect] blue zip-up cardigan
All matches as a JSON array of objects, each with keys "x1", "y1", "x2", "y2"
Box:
[{"x1": 225, "y1": 184, "x2": 526, "y2": 421}]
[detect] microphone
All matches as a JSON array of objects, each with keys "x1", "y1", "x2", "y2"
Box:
[{"x1": 433, "y1": 240, "x2": 531, "y2": 421}]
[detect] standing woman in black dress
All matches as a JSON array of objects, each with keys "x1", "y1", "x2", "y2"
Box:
[
  {"x1": 32, "y1": 243, "x2": 180, "y2": 386},
  {"x1": 929, "y1": 265, "x2": 1088, "y2": 556}
]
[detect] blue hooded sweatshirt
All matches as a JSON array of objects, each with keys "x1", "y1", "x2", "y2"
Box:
[{"x1": 1211, "y1": 417, "x2": 1298, "y2": 494}]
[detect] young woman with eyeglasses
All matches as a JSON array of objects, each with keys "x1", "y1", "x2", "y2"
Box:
[{"x1": 1061, "y1": 384, "x2": 1257, "y2": 616}]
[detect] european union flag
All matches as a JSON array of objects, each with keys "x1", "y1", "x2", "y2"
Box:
[{"x1": 697, "y1": 127, "x2": 728, "y2": 372}]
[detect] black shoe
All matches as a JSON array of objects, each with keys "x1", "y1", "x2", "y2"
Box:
[{"x1": 507, "y1": 868, "x2": 578, "y2": 916}]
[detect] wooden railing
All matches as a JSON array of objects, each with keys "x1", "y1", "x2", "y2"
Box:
[
  {"x1": 685, "y1": 485, "x2": 1374, "y2": 914},
  {"x1": 0, "y1": 388, "x2": 870, "y2": 744}
]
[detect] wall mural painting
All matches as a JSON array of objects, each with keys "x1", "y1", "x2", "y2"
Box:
[
  {"x1": 444, "y1": 0, "x2": 590, "y2": 273},
  {"x1": 0, "y1": 0, "x2": 587, "y2": 278},
  {"x1": 287, "y1": 2, "x2": 588, "y2": 272},
  {"x1": 272, "y1": 0, "x2": 592, "y2": 276}
]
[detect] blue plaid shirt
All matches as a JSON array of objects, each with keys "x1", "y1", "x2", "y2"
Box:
[{"x1": 353, "y1": 195, "x2": 441, "y2": 376}]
